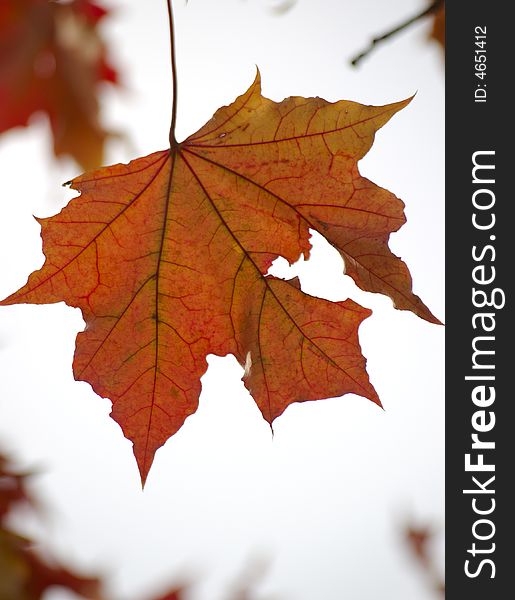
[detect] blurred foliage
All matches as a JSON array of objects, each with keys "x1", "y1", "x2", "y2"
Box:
[
  {"x1": 0, "y1": 451, "x2": 273, "y2": 600},
  {"x1": 430, "y1": 1, "x2": 445, "y2": 50},
  {"x1": 0, "y1": 0, "x2": 117, "y2": 170},
  {"x1": 0, "y1": 451, "x2": 105, "y2": 600},
  {"x1": 405, "y1": 522, "x2": 445, "y2": 597}
]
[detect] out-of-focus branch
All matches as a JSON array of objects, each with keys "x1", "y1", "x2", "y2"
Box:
[{"x1": 350, "y1": 0, "x2": 444, "y2": 67}]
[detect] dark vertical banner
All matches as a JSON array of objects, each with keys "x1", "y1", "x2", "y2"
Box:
[{"x1": 446, "y1": 1, "x2": 512, "y2": 598}]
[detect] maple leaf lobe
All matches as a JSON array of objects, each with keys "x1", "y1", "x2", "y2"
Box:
[
  {"x1": 1, "y1": 73, "x2": 436, "y2": 482},
  {"x1": 188, "y1": 73, "x2": 437, "y2": 324}
]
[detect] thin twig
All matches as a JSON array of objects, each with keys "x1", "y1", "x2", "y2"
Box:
[
  {"x1": 166, "y1": 0, "x2": 179, "y2": 146},
  {"x1": 350, "y1": 0, "x2": 444, "y2": 67}
]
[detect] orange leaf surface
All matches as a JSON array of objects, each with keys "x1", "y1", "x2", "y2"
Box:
[
  {"x1": 0, "y1": 0, "x2": 116, "y2": 169},
  {"x1": 1, "y1": 73, "x2": 437, "y2": 482}
]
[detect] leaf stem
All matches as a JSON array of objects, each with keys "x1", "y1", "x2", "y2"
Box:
[
  {"x1": 166, "y1": 0, "x2": 179, "y2": 146},
  {"x1": 350, "y1": 0, "x2": 444, "y2": 67}
]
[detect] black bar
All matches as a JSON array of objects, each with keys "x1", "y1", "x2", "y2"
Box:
[{"x1": 446, "y1": 1, "x2": 513, "y2": 597}]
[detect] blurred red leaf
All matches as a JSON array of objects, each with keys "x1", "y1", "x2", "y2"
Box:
[
  {"x1": 0, "y1": 528, "x2": 104, "y2": 600},
  {"x1": 148, "y1": 588, "x2": 185, "y2": 600},
  {"x1": 405, "y1": 522, "x2": 445, "y2": 597},
  {"x1": 0, "y1": 454, "x2": 32, "y2": 521},
  {"x1": 0, "y1": 452, "x2": 105, "y2": 600},
  {"x1": 406, "y1": 525, "x2": 431, "y2": 566},
  {"x1": 0, "y1": 0, "x2": 117, "y2": 169}
]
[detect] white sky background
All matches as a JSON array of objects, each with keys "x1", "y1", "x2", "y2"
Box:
[{"x1": 0, "y1": 1, "x2": 444, "y2": 599}]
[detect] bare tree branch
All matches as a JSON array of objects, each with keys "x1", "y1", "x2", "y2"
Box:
[{"x1": 350, "y1": 0, "x2": 444, "y2": 67}]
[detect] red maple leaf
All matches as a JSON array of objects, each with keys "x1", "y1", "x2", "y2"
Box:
[{"x1": 1, "y1": 73, "x2": 437, "y2": 482}]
